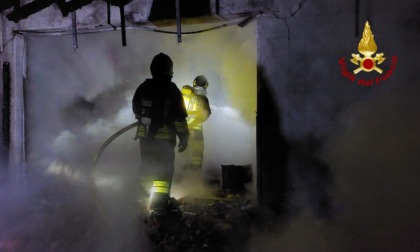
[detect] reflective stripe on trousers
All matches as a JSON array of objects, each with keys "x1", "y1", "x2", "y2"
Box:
[{"x1": 150, "y1": 180, "x2": 171, "y2": 210}]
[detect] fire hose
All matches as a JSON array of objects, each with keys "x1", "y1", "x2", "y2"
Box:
[{"x1": 92, "y1": 121, "x2": 139, "y2": 165}]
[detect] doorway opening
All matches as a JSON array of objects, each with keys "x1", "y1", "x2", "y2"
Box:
[{"x1": 25, "y1": 22, "x2": 257, "y2": 199}]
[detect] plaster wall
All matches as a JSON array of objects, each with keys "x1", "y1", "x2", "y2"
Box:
[
  {"x1": 257, "y1": 0, "x2": 420, "y2": 205},
  {"x1": 254, "y1": 1, "x2": 420, "y2": 251}
]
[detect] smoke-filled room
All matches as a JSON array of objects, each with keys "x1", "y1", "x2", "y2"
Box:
[{"x1": 1, "y1": 0, "x2": 419, "y2": 251}]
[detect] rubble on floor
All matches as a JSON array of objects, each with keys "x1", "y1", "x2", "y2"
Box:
[
  {"x1": 142, "y1": 194, "x2": 276, "y2": 252},
  {"x1": 1, "y1": 179, "x2": 280, "y2": 252}
]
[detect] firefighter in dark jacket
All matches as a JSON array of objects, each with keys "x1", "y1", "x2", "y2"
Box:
[
  {"x1": 132, "y1": 53, "x2": 189, "y2": 212},
  {"x1": 181, "y1": 75, "x2": 211, "y2": 172}
]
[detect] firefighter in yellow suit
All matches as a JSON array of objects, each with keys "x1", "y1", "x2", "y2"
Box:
[
  {"x1": 181, "y1": 75, "x2": 211, "y2": 172},
  {"x1": 132, "y1": 53, "x2": 189, "y2": 212}
]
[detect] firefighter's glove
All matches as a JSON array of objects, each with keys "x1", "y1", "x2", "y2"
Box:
[{"x1": 178, "y1": 138, "x2": 188, "y2": 152}]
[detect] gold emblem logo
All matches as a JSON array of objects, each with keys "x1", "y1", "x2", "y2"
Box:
[{"x1": 351, "y1": 21, "x2": 385, "y2": 74}]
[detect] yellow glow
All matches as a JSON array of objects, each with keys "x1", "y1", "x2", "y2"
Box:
[
  {"x1": 221, "y1": 23, "x2": 257, "y2": 125},
  {"x1": 173, "y1": 22, "x2": 256, "y2": 125}
]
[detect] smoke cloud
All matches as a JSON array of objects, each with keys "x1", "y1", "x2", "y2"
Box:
[
  {"x1": 242, "y1": 1, "x2": 420, "y2": 251},
  {"x1": 0, "y1": 21, "x2": 257, "y2": 250},
  {"x1": 243, "y1": 84, "x2": 420, "y2": 252}
]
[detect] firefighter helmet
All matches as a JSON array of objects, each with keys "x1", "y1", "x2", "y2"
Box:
[
  {"x1": 193, "y1": 75, "x2": 208, "y2": 89},
  {"x1": 150, "y1": 53, "x2": 173, "y2": 77}
]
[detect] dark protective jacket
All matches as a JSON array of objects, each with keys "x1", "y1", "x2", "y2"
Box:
[{"x1": 132, "y1": 78, "x2": 189, "y2": 141}]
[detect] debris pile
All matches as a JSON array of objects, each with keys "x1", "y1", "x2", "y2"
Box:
[
  {"x1": 143, "y1": 195, "x2": 265, "y2": 252},
  {"x1": 1, "y1": 176, "x2": 280, "y2": 252}
]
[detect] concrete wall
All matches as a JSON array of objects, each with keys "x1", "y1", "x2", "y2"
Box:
[
  {"x1": 252, "y1": 1, "x2": 420, "y2": 250},
  {"x1": 257, "y1": 0, "x2": 420, "y2": 215}
]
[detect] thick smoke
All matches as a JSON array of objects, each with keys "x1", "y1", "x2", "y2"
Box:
[
  {"x1": 243, "y1": 1, "x2": 420, "y2": 252},
  {"x1": 245, "y1": 84, "x2": 420, "y2": 252},
  {"x1": 321, "y1": 85, "x2": 420, "y2": 252},
  {"x1": 0, "y1": 21, "x2": 256, "y2": 250}
]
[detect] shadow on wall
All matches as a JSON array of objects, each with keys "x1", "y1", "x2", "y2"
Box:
[
  {"x1": 256, "y1": 65, "x2": 291, "y2": 214},
  {"x1": 0, "y1": 145, "x2": 8, "y2": 185},
  {"x1": 256, "y1": 64, "x2": 334, "y2": 218},
  {"x1": 245, "y1": 84, "x2": 420, "y2": 252}
]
